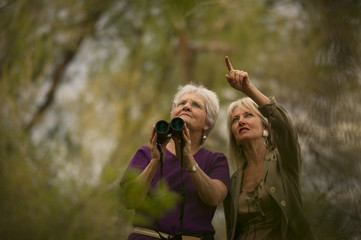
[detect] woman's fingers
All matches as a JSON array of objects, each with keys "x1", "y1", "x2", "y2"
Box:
[
  {"x1": 225, "y1": 56, "x2": 233, "y2": 71},
  {"x1": 225, "y1": 56, "x2": 251, "y2": 92},
  {"x1": 233, "y1": 70, "x2": 248, "y2": 82},
  {"x1": 184, "y1": 124, "x2": 189, "y2": 138},
  {"x1": 225, "y1": 56, "x2": 248, "y2": 81},
  {"x1": 148, "y1": 126, "x2": 156, "y2": 144}
]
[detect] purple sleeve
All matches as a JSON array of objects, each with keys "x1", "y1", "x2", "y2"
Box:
[
  {"x1": 120, "y1": 145, "x2": 151, "y2": 184},
  {"x1": 201, "y1": 151, "x2": 231, "y2": 190},
  {"x1": 128, "y1": 145, "x2": 151, "y2": 169}
]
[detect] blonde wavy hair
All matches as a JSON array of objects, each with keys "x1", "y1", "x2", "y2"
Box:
[{"x1": 226, "y1": 97, "x2": 273, "y2": 170}]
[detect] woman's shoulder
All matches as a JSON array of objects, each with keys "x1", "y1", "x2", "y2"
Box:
[
  {"x1": 131, "y1": 145, "x2": 151, "y2": 159},
  {"x1": 197, "y1": 148, "x2": 226, "y2": 159},
  {"x1": 138, "y1": 145, "x2": 149, "y2": 151},
  {"x1": 196, "y1": 148, "x2": 228, "y2": 169}
]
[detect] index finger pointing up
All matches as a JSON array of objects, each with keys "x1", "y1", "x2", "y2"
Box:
[{"x1": 225, "y1": 56, "x2": 233, "y2": 71}]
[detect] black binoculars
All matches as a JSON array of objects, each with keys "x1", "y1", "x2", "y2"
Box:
[{"x1": 155, "y1": 117, "x2": 185, "y2": 143}]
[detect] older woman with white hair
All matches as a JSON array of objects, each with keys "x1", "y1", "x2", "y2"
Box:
[
  {"x1": 121, "y1": 83, "x2": 230, "y2": 240},
  {"x1": 223, "y1": 56, "x2": 316, "y2": 240}
]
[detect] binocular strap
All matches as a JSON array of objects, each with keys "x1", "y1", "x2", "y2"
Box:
[
  {"x1": 179, "y1": 140, "x2": 185, "y2": 235},
  {"x1": 156, "y1": 141, "x2": 186, "y2": 236},
  {"x1": 156, "y1": 144, "x2": 164, "y2": 180}
]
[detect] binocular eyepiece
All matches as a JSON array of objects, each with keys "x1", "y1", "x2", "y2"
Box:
[{"x1": 155, "y1": 117, "x2": 185, "y2": 143}]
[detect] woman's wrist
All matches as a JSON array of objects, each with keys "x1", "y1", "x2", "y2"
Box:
[
  {"x1": 184, "y1": 156, "x2": 197, "y2": 170},
  {"x1": 242, "y1": 83, "x2": 256, "y2": 96}
]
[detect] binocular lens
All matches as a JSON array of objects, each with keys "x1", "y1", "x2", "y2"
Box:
[
  {"x1": 155, "y1": 120, "x2": 170, "y2": 134},
  {"x1": 171, "y1": 117, "x2": 185, "y2": 131},
  {"x1": 170, "y1": 117, "x2": 184, "y2": 139},
  {"x1": 155, "y1": 117, "x2": 185, "y2": 144},
  {"x1": 155, "y1": 120, "x2": 170, "y2": 144}
]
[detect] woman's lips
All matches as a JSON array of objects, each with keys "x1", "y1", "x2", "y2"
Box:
[
  {"x1": 180, "y1": 113, "x2": 192, "y2": 118},
  {"x1": 238, "y1": 127, "x2": 249, "y2": 134}
]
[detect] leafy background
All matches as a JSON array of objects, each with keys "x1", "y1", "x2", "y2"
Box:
[{"x1": 1, "y1": 0, "x2": 360, "y2": 239}]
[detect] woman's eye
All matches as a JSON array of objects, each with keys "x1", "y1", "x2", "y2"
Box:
[
  {"x1": 191, "y1": 102, "x2": 201, "y2": 108},
  {"x1": 177, "y1": 101, "x2": 186, "y2": 106},
  {"x1": 245, "y1": 113, "x2": 254, "y2": 117},
  {"x1": 232, "y1": 117, "x2": 239, "y2": 123}
]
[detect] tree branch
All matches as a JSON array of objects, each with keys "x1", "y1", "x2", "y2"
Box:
[{"x1": 25, "y1": 3, "x2": 112, "y2": 132}]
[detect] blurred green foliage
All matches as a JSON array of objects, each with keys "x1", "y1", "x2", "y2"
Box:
[
  {"x1": 0, "y1": 0, "x2": 360, "y2": 239},
  {"x1": 120, "y1": 169, "x2": 180, "y2": 226}
]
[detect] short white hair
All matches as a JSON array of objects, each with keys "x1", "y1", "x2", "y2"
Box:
[{"x1": 171, "y1": 83, "x2": 219, "y2": 137}]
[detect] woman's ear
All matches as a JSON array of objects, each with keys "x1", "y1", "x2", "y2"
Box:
[{"x1": 203, "y1": 122, "x2": 211, "y2": 132}]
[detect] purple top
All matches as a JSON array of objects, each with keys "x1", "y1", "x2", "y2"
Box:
[{"x1": 123, "y1": 145, "x2": 230, "y2": 238}]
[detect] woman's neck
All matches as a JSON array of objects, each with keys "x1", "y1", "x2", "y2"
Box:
[{"x1": 241, "y1": 139, "x2": 267, "y2": 166}]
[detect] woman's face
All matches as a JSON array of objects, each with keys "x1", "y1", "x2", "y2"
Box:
[
  {"x1": 171, "y1": 92, "x2": 210, "y2": 132},
  {"x1": 231, "y1": 105, "x2": 264, "y2": 145}
]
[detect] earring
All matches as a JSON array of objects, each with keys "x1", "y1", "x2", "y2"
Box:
[
  {"x1": 262, "y1": 129, "x2": 269, "y2": 138},
  {"x1": 263, "y1": 130, "x2": 269, "y2": 147},
  {"x1": 203, "y1": 134, "x2": 207, "y2": 141}
]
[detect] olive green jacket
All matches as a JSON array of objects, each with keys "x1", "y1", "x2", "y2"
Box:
[{"x1": 224, "y1": 98, "x2": 316, "y2": 240}]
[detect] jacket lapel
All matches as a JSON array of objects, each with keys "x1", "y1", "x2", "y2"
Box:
[{"x1": 230, "y1": 165, "x2": 245, "y2": 239}]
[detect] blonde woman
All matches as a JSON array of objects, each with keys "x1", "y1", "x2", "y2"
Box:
[{"x1": 223, "y1": 56, "x2": 316, "y2": 240}]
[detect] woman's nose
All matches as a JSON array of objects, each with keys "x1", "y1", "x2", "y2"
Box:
[
  {"x1": 238, "y1": 118, "x2": 245, "y2": 125},
  {"x1": 183, "y1": 102, "x2": 191, "y2": 111}
]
